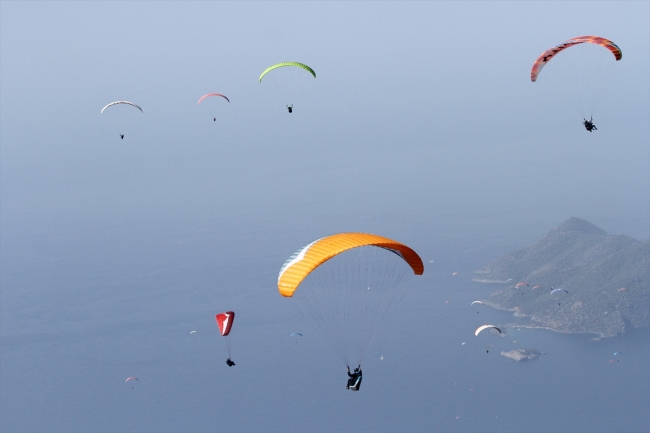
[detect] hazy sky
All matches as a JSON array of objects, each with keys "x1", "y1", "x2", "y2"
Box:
[{"x1": 1, "y1": 2, "x2": 649, "y2": 432}]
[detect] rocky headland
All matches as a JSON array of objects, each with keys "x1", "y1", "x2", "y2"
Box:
[
  {"x1": 500, "y1": 348, "x2": 541, "y2": 361},
  {"x1": 473, "y1": 218, "x2": 649, "y2": 338}
]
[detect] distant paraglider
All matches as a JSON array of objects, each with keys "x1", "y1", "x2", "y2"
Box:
[
  {"x1": 101, "y1": 101, "x2": 142, "y2": 139},
  {"x1": 216, "y1": 311, "x2": 236, "y2": 367},
  {"x1": 515, "y1": 281, "x2": 529, "y2": 289},
  {"x1": 551, "y1": 288, "x2": 569, "y2": 305},
  {"x1": 259, "y1": 62, "x2": 316, "y2": 112},
  {"x1": 198, "y1": 93, "x2": 230, "y2": 121},
  {"x1": 551, "y1": 288, "x2": 569, "y2": 295},
  {"x1": 474, "y1": 325, "x2": 501, "y2": 336},
  {"x1": 125, "y1": 376, "x2": 138, "y2": 389}
]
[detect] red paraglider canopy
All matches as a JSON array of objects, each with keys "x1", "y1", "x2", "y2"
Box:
[{"x1": 215, "y1": 311, "x2": 235, "y2": 336}]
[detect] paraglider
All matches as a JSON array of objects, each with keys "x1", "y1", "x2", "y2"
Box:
[
  {"x1": 474, "y1": 325, "x2": 501, "y2": 336},
  {"x1": 452, "y1": 272, "x2": 459, "y2": 276},
  {"x1": 190, "y1": 330, "x2": 197, "y2": 335},
  {"x1": 125, "y1": 376, "x2": 138, "y2": 389},
  {"x1": 618, "y1": 287, "x2": 628, "y2": 292},
  {"x1": 532, "y1": 285, "x2": 543, "y2": 290},
  {"x1": 216, "y1": 311, "x2": 236, "y2": 367},
  {"x1": 471, "y1": 301, "x2": 484, "y2": 306},
  {"x1": 198, "y1": 93, "x2": 230, "y2": 121},
  {"x1": 531, "y1": 36, "x2": 622, "y2": 130},
  {"x1": 101, "y1": 101, "x2": 142, "y2": 139},
  {"x1": 259, "y1": 62, "x2": 316, "y2": 112},
  {"x1": 551, "y1": 288, "x2": 568, "y2": 305},
  {"x1": 515, "y1": 281, "x2": 529, "y2": 289},
  {"x1": 278, "y1": 232, "x2": 423, "y2": 383},
  {"x1": 551, "y1": 288, "x2": 569, "y2": 295}
]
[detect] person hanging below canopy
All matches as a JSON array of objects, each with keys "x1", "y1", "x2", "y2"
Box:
[
  {"x1": 346, "y1": 365, "x2": 362, "y2": 391},
  {"x1": 583, "y1": 117, "x2": 597, "y2": 132}
]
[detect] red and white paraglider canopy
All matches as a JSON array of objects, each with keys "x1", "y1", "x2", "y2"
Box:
[{"x1": 215, "y1": 311, "x2": 235, "y2": 336}]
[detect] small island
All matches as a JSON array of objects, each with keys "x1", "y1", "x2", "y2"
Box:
[
  {"x1": 473, "y1": 218, "x2": 650, "y2": 338},
  {"x1": 500, "y1": 348, "x2": 541, "y2": 361}
]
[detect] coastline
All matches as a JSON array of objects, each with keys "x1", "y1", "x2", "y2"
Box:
[{"x1": 480, "y1": 299, "x2": 611, "y2": 339}]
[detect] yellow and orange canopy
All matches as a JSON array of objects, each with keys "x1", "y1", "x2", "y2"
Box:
[{"x1": 278, "y1": 232, "x2": 423, "y2": 297}]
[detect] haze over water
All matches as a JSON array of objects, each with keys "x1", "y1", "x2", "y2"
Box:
[{"x1": 1, "y1": 2, "x2": 648, "y2": 432}]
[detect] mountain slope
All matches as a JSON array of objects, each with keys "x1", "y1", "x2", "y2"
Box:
[{"x1": 473, "y1": 218, "x2": 649, "y2": 337}]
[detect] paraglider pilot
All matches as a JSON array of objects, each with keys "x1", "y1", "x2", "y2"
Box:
[
  {"x1": 346, "y1": 365, "x2": 362, "y2": 391},
  {"x1": 226, "y1": 358, "x2": 235, "y2": 367},
  {"x1": 583, "y1": 117, "x2": 597, "y2": 132},
  {"x1": 120, "y1": 134, "x2": 124, "y2": 139},
  {"x1": 286, "y1": 104, "x2": 293, "y2": 113}
]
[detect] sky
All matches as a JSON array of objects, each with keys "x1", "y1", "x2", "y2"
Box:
[{"x1": 1, "y1": 2, "x2": 649, "y2": 432}]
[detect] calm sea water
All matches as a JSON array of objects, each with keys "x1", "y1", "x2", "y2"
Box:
[{"x1": 1, "y1": 209, "x2": 648, "y2": 432}]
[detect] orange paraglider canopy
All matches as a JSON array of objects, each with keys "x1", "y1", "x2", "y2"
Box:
[{"x1": 278, "y1": 233, "x2": 423, "y2": 297}]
